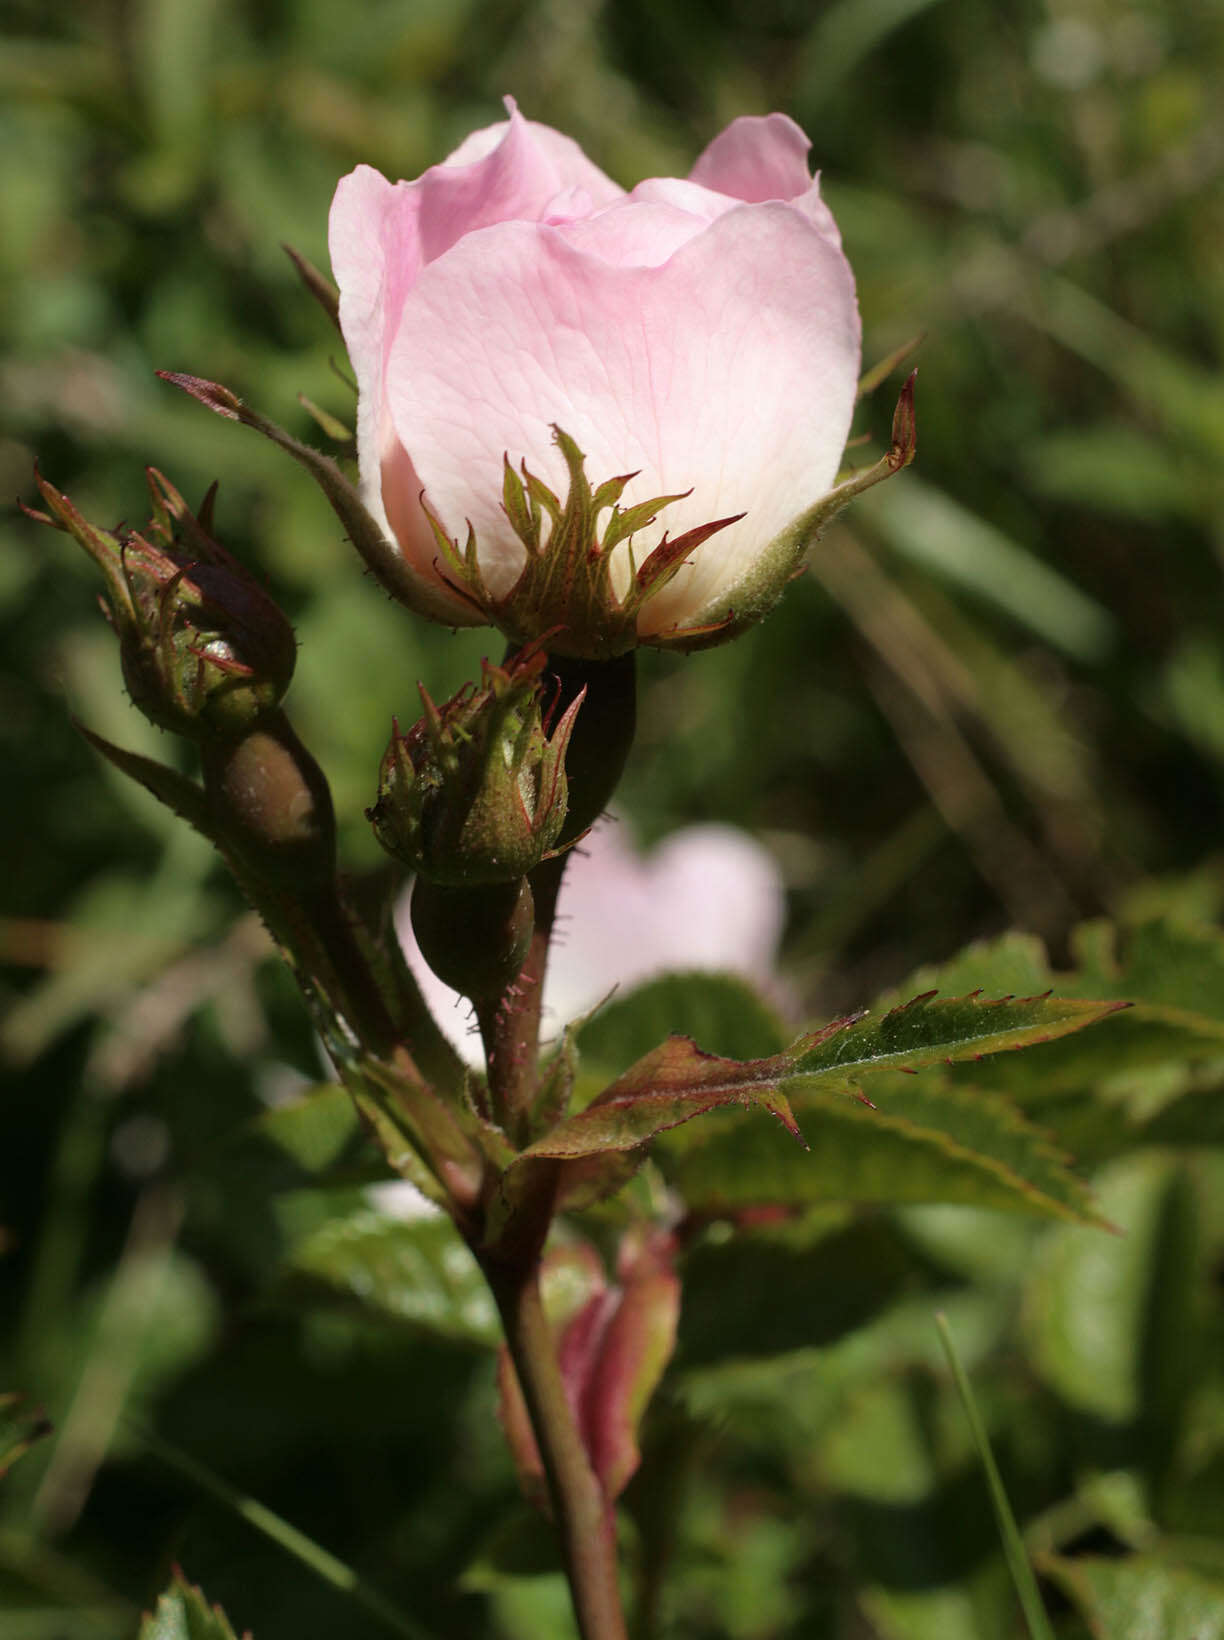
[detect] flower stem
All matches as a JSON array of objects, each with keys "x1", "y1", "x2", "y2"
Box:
[
  {"x1": 202, "y1": 710, "x2": 463, "y2": 1091},
  {"x1": 484, "y1": 1258, "x2": 628, "y2": 1640},
  {"x1": 478, "y1": 853, "x2": 566, "y2": 1141}
]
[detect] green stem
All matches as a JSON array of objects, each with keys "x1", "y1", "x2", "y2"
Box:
[{"x1": 484, "y1": 1260, "x2": 628, "y2": 1640}]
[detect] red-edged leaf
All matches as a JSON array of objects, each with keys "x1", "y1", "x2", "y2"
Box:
[{"x1": 518, "y1": 1035, "x2": 806, "y2": 1164}]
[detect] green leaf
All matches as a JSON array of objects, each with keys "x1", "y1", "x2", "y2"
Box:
[
  {"x1": 788, "y1": 990, "x2": 1127, "y2": 1083},
  {"x1": 1038, "y1": 1553, "x2": 1224, "y2": 1640},
  {"x1": 1067, "y1": 919, "x2": 1224, "y2": 1036},
  {"x1": 660, "y1": 1074, "x2": 1105, "y2": 1224},
  {"x1": 677, "y1": 1217, "x2": 912, "y2": 1366},
  {"x1": 285, "y1": 1209, "x2": 499, "y2": 1346},
  {"x1": 229, "y1": 1082, "x2": 366, "y2": 1187},
  {"x1": 140, "y1": 1572, "x2": 247, "y2": 1640},
  {"x1": 575, "y1": 971, "x2": 790, "y2": 1081},
  {"x1": 526, "y1": 992, "x2": 1119, "y2": 1221},
  {"x1": 1021, "y1": 1155, "x2": 1201, "y2": 1427},
  {"x1": 895, "y1": 921, "x2": 1224, "y2": 1119}
]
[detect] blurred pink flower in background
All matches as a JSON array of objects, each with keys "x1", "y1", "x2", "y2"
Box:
[{"x1": 396, "y1": 817, "x2": 788, "y2": 1058}]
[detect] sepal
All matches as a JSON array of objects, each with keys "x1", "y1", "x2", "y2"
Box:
[
  {"x1": 29, "y1": 468, "x2": 296, "y2": 740},
  {"x1": 368, "y1": 647, "x2": 581, "y2": 886},
  {"x1": 282, "y1": 242, "x2": 341, "y2": 333},
  {"x1": 646, "y1": 372, "x2": 919, "y2": 653},
  {"x1": 430, "y1": 426, "x2": 741, "y2": 660},
  {"x1": 74, "y1": 721, "x2": 216, "y2": 841},
  {"x1": 157, "y1": 371, "x2": 473, "y2": 626}
]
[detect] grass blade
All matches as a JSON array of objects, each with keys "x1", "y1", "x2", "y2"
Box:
[{"x1": 935, "y1": 1312, "x2": 1055, "y2": 1640}]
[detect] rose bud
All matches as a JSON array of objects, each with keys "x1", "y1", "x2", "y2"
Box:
[
  {"x1": 29, "y1": 468, "x2": 296, "y2": 741},
  {"x1": 367, "y1": 648, "x2": 582, "y2": 886},
  {"x1": 498, "y1": 1230, "x2": 680, "y2": 1505},
  {"x1": 329, "y1": 101, "x2": 907, "y2": 659}
]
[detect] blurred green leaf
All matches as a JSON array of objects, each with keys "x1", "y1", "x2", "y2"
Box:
[
  {"x1": 285, "y1": 1209, "x2": 499, "y2": 1346},
  {"x1": 235, "y1": 1083, "x2": 362, "y2": 1182},
  {"x1": 898, "y1": 921, "x2": 1224, "y2": 1122},
  {"x1": 677, "y1": 1217, "x2": 911, "y2": 1365},
  {"x1": 575, "y1": 970, "x2": 790, "y2": 1082},
  {"x1": 859, "y1": 1583, "x2": 998, "y2": 1640},
  {"x1": 1025, "y1": 423, "x2": 1199, "y2": 521},
  {"x1": 1020, "y1": 1156, "x2": 1200, "y2": 1427},
  {"x1": 795, "y1": 0, "x2": 950, "y2": 106},
  {"x1": 1039, "y1": 1553, "x2": 1224, "y2": 1640}
]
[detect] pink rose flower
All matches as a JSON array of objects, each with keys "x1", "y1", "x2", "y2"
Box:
[{"x1": 329, "y1": 100, "x2": 861, "y2": 654}]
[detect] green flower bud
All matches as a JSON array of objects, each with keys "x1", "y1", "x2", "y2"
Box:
[
  {"x1": 30, "y1": 468, "x2": 296, "y2": 741},
  {"x1": 368, "y1": 649, "x2": 582, "y2": 886}
]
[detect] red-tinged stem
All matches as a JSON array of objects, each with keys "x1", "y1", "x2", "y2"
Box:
[
  {"x1": 484, "y1": 1256, "x2": 628, "y2": 1640},
  {"x1": 474, "y1": 649, "x2": 638, "y2": 1636},
  {"x1": 480, "y1": 649, "x2": 636, "y2": 1141},
  {"x1": 478, "y1": 853, "x2": 566, "y2": 1142}
]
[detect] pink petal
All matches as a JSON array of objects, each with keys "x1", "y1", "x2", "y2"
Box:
[
  {"x1": 688, "y1": 112, "x2": 815, "y2": 202},
  {"x1": 329, "y1": 108, "x2": 622, "y2": 619},
  {"x1": 647, "y1": 826, "x2": 787, "y2": 976},
  {"x1": 444, "y1": 104, "x2": 624, "y2": 213},
  {"x1": 554, "y1": 198, "x2": 716, "y2": 267},
  {"x1": 543, "y1": 820, "x2": 787, "y2": 1029},
  {"x1": 382, "y1": 203, "x2": 859, "y2": 621}
]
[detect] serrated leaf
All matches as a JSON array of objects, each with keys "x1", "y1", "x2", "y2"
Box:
[
  {"x1": 527, "y1": 992, "x2": 1118, "y2": 1220},
  {"x1": 518, "y1": 1035, "x2": 805, "y2": 1165},
  {"x1": 787, "y1": 991, "x2": 1128, "y2": 1083},
  {"x1": 140, "y1": 1571, "x2": 247, "y2": 1640},
  {"x1": 285, "y1": 1209, "x2": 499, "y2": 1346},
  {"x1": 899, "y1": 922, "x2": 1224, "y2": 1111},
  {"x1": 1038, "y1": 1553, "x2": 1224, "y2": 1640},
  {"x1": 660, "y1": 1073, "x2": 1105, "y2": 1225}
]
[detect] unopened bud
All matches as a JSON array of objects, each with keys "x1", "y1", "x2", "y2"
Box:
[
  {"x1": 30, "y1": 468, "x2": 296, "y2": 741},
  {"x1": 368, "y1": 649, "x2": 582, "y2": 886}
]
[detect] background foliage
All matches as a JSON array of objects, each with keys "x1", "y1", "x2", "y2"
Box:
[{"x1": 3, "y1": 0, "x2": 1224, "y2": 1635}]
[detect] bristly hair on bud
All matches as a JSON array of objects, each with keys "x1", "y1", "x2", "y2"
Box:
[
  {"x1": 424, "y1": 426, "x2": 743, "y2": 662},
  {"x1": 26, "y1": 468, "x2": 297, "y2": 741},
  {"x1": 368, "y1": 646, "x2": 584, "y2": 886}
]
